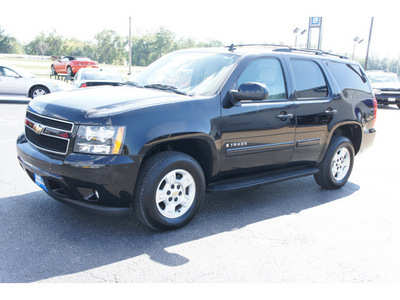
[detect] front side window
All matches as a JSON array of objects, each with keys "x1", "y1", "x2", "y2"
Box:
[
  {"x1": 0, "y1": 67, "x2": 19, "y2": 77},
  {"x1": 291, "y1": 59, "x2": 328, "y2": 99},
  {"x1": 236, "y1": 58, "x2": 287, "y2": 100}
]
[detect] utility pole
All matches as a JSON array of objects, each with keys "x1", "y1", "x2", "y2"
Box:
[
  {"x1": 128, "y1": 17, "x2": 132, "y2": 75},
  {"x1": 364, "y1": 17, "x2": 374, "y2": 70}
]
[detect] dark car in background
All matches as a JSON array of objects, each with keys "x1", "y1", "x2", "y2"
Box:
[
  {"x1": 72, "y1": 69, "x2": 125, "y2": 89},
  {"x1": 51, "y1": 56, "x2": 99, "y2": 77},
  {"x1": 367, "y1": 70, "x2": 400, "y2": 109}
]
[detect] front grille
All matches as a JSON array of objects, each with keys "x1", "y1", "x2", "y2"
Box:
[
  {"x1": 25, "y1": 111, "x2": 74, "y2": 155},
  {"x1": 26, "y1": 111, "x2": 73, "y2": 131},
  {"x1": 26, "y1": 129, "x2": 69, "y2": 153}
]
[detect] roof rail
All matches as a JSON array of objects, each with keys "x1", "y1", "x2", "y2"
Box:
[
  {"x1": 285, "y1": 47, "x2": 349, "y2": 59},
  {"x1": 226, "y1": 44, "x2": 348, "y2": 59},
  {"x1": 227, "y1": 44, "x2": 292, "y2": 52}
]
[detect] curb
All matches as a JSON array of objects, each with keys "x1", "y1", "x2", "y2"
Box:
[{"x1": 0, "y1": 99, "x2": 30, "y2": 104}]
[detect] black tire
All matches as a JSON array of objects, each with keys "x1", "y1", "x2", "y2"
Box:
[
  {"x1": 51, "y1": 65, "x2": 57, "y2": 75},
  {"x1": 67, "y1": 66, "x2": 74, "y2": 77},
  {"x1": 314, "y1": 136, "x2": 355, "y2": 190},
  {"x1": 133, "y1": 151, "x2": 205, "y2": 231},
  {"x1": 29, "y1": 86, "x2": 50, "y2": 99}
]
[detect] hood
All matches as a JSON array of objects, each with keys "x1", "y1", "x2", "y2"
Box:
[{"x1": 28, "y1": 85, "x2": 192, "y2": 123}]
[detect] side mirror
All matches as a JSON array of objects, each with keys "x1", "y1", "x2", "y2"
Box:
[{"x1": 229, "y1": 82, "x2": 269, "y2": 106}]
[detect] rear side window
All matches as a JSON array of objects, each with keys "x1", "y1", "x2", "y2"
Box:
[
  {"x1": 291, "y1": 59, "x2": 329, "y2": 99},
  {"x1": 327, "y1": 61, "x2": 372, "y2": 97}
]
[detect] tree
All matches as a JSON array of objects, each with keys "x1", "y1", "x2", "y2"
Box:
[
  {"x1": 0, "y1": 27, "x2": 22, "y2": 54},
  {"x1": 25, "y1": 30, "x2": 64, "y2": 56},
  {"x1": 93, "y1": 30, "x2": 127, "y2": 65}
]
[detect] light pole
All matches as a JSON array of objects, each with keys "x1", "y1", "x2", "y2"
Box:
[
  {"x1": 293, "y1": 28, "x2": 307, "y2": 48},
  {"x1": 364, "y1": 17, "x2": 374, "y2": 70},
  {"x1": 352, "y1": 36, "x2": 364, "y2": 60}
]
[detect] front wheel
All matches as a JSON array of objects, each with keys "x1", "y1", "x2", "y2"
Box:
[
  {"x1": 314, "y1": 136, "x2": 355, "y2": 190},
  {"x1": 134, "y1": 151, "x2": 205, "y2": 231},
  {"x1": 30, "y1": 86, "x2": 50, "y2": 99}
]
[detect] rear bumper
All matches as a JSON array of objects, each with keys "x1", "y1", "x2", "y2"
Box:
[{"x1": 17, "y1": 133, "x2": 141, "y2": 217}]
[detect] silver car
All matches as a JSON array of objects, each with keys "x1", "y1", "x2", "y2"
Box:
[{"x1": 0, "y1": 63, "x2": 70, "y2": 98}]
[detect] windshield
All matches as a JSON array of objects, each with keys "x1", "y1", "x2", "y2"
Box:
[
  {"x1": 133, "y1": 51, "x2": 239, "y2": 96},
  {"x1": 368, "y1": 72, "x2": 400, "y2": 84}
]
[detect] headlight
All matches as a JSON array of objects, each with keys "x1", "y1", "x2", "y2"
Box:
[
  {"x1": 74, "y1": 125, "x2": 126, "y2": 155},
  {"x1": 373, "y1": 88, "x2": 381, "y2": 94}
]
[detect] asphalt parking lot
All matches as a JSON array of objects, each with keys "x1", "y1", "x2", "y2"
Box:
[{"x1": 0, "y1": 102, "x2": 399, "y2": 286}]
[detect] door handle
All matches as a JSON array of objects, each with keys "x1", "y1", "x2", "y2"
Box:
[
  {"x1": 276, "y1": 113, "x2": 294, "y2": 119},
  {"x1": 324, "y1": 108, "x2": 337, "y2": 114}
]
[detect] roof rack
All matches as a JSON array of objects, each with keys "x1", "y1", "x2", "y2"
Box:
[
  {"x1": 227, "y1": 44, "x2": 291, "y2": 52},
  {"x1": 287, "y1": 47, "x2": 349, "y2": 59},
  {"x1": 226, "y1": 44, "x2": 348, "y2": 59}
]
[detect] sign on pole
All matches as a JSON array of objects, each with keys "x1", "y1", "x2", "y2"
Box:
[{"x1": 307, "y1": 17, "x2": 323, "y2": 50}]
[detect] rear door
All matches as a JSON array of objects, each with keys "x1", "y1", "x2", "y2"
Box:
[
  {"x1": 220, "y1": 56, "x2": 296, "y2": 172},
  {"x1": 285, "y1": 57, "x2": 337, "y2": 163}
]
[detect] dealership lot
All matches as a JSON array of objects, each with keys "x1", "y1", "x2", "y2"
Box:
[{"x1": 0, "y1": 103, "x2": 399, "y2": 283}]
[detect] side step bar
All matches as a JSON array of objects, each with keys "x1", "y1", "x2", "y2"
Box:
[{"x1": 207, "y1": 167, "x2": 319, "y2": 192}]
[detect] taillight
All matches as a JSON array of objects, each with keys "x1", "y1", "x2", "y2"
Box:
[
  {"x1": 372, "y1": 97, "x2": 377, "y2": 127},
  {"x1": 80, "y1": 83, "x2": 87, "y2": 88}
]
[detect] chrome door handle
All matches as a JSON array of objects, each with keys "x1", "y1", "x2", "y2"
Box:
[
  {"x1": 324, "y1": 109, "x2": 337, "y2": 114},
  {"x1": 276, "y1": 113, "x2": 294, "y2": 119}
]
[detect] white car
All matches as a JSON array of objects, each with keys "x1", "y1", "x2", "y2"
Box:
[{"x1": 0, "y1": 63, "x2": 70, "y2": 98}]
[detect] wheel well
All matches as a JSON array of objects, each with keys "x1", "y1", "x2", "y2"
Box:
[
  {"x1": 142, "y1": 139, "x2": 214, "y2": 183},
  {"x1": 29, "y1": 85, "x2": 50, "y2": 98},
  {"x1": 332, "y1": 124, "x2": 362, "y2": 154}
]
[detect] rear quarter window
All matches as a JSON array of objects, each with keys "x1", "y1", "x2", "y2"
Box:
[
  {"x1": 291, "y1": 59, "x2": 329, "y2": 99},
  {"x1": 327, "y1": 61, "x2": 372, "y2": 99}
]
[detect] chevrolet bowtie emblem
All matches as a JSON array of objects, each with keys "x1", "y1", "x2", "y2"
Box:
[{"x1": 33, "y1": 123, "x2": 45, "y2": 135}]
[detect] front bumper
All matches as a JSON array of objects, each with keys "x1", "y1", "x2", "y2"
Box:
[{"x1": 17, "y1": 133, "x2": 141, "y2": 217}]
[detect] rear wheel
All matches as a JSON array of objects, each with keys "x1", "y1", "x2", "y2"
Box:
[
  {"x1": 134, "y1": 151, "x2": 205, "y2": 231},
  {"x1": 51, "y1": 65, "x2": 57, "y2": 75},
  {"x1": 314, "y1": 136, "x2": 354, "y2": 189},
  {"x1": 67, "y1": 66, "x2": 74, "y2": 77}
]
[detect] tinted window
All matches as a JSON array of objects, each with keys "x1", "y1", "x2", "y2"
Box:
[
  {"x1": 291, "y1": 59, "x2": 328, "y2": 99},
  {"x1": 237, "y1": 58, "x2": 287, "y2": 99},
  {"x1": 328, "y1": 62, "x2": 372, "y2": 95},
  {"x1": 0, "y1": 67, "x2": 19, "y2": 77}
]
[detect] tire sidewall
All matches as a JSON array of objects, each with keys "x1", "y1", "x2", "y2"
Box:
[
  {"x1": 326, "y1": 137, "x2": 354, "y2": 189},
  {"x1": 136, "y1": 152, "x2": 205, "y2": 230},
  {"x1": 30, "y1": 86, "x2": 49, "y2": 99}
]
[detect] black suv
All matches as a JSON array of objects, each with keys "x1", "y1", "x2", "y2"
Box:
[{"x1": 17, "y1": 45, "x2": 377, "y2": 231}]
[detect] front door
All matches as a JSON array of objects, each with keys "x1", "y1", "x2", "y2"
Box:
[
  {"x1": 0, "y1": 66, "x2": 26, "y2": 95},
  {"x1": 220, "y1": 57, "x2": 295, "y2": 172}
]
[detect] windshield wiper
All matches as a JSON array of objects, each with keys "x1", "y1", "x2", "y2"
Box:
[
  {"x1": 126, "y1": 81, "x2": 143, "y2": 88},
  {"x1": 144, "y1": 84, "x2": 188, "y2": 95}
]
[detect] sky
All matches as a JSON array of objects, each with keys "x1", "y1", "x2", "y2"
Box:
[{"x1": 2, "y1": 0, "x2": 400, "y2": 59}]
